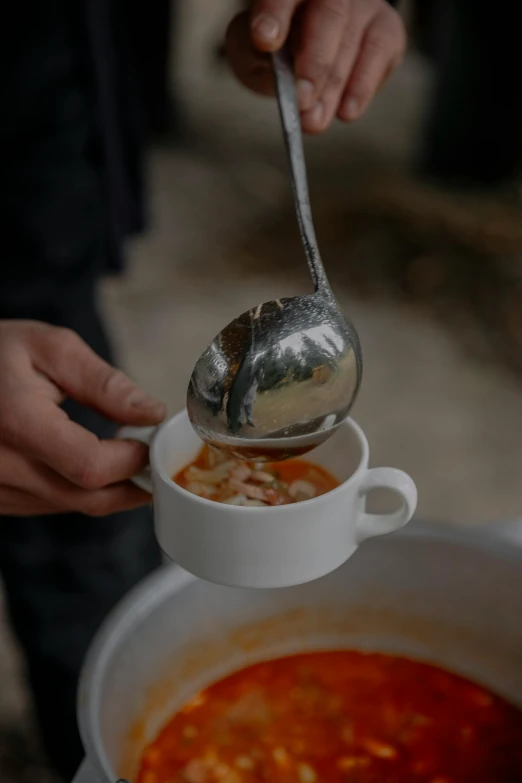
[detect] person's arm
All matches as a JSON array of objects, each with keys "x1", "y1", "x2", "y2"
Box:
[
  {"x1": 0, "y1": 320, "x2": 165, "y2": 516},
  {"x1": 227, "y1": 0, "x2": 405, "y2": 134}
]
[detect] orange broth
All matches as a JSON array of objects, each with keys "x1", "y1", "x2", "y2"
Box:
[
  {"x1": 137, "y1": 651, "x2": 522, "y2": 783},
  {"x1": 173, "y1": 445, "x2": 339, "y2": 506}
]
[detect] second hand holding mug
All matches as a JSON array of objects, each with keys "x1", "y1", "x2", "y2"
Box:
[{"x1": 119, "y1": 410, "x2": 417, "y2": 588}]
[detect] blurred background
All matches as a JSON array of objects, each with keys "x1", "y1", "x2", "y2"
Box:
[{"x1": 2, "y1": 0, "x2": 522, "y2": 779}]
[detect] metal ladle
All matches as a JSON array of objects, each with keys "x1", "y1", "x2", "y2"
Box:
[{"x1": 187, "y1": 47, "x2": 362, "y2": 461}]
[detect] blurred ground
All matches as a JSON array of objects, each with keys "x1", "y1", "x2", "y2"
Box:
[{"x1": 2, "y1": 1, "x2": 522, "y2": 780}]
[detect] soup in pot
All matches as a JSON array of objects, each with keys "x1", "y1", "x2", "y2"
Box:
[
  {"x1": 173, "y1": 445, "x2": 339, "y2": 507},
  {"x1": 137, "y1": 651, "x2": 522, "y2": 783}
]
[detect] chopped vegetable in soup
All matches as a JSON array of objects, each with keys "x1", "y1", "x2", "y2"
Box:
[
  {"x1": 173, "y1": 445, "x2": 339, "y2": 506},
  {"x1": 137, "y1": 651, "x2": 522, "y2": 783}
]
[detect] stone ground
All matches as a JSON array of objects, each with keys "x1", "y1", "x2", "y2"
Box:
[{"x1": 2, "y1": 1, "x2": 522, "y2": 780}]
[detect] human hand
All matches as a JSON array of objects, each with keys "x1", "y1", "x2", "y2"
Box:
[
  {"x1": 227, "y1": 0, "x2": 405, "y2": 134},
  {"x1": 0, "y1": 321, "x2": 166, "y2": 516}
]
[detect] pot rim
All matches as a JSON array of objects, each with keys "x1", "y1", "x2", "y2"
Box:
[{"x1": 78, "y1": 519, "x2": 522, "y2": 782}]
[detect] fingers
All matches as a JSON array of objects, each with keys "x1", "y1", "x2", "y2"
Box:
[
  {"x1": 0, "y1": 321, "x2": 158, "y2": 490},
  {"x1": 250, "y1": 0, "x2": 302, "y2": 51},
  {"x1": 244, "y1": 0, "x2": 351, "y2": 111},
  {"x1": 30, "y1": 323, "x2": 166, "y2": 426},
  {"x1": 0, "y1": 447, "x2": 151, "y2": 517},
  {"x1": 337, "y1": 7, "x2": 405, "y2": 121},
  {"x1": 78, "y1": 482, "x2": 151, "y2": 517},
  {"x1": 301, "y1": 15, "x2": 363, "y2": 133},
  {"x1": 226, "y1": 12, "x2": 275, "y2": 96},
  {"x1": 292, "y1": 0, "x2": 350, "y2": 112},
  {"x1": 300, "y1": 2, "x2": 404, "y2": 130},
  {"x1": 2, "y1": 397, "x2": 150, "y2": 489},
  {"x1": 228, "y1": 0, "x2": 406, "y2": 134},
  {"x1": 0, "y1": 478, "x2": 150, "y2": 517}
]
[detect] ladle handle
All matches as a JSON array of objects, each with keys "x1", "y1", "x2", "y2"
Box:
[{"x1": 272, "y1": 47, "x2": 330, "y2": 296}]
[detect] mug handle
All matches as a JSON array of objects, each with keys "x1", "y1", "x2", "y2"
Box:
[
  {"x1": 117, "y1": 425, "x2": 159, "y2": 493},
  {"x1": 356, "y1": 467, "x2": 417, "y2": 544}
]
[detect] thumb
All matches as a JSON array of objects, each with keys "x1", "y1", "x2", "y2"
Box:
[
  {"x1": 33, "y1": 325, "x2": 166, "y2": 426},
  {"x1": 226, "y1": 12, "x2": 275, "y2": 97}
]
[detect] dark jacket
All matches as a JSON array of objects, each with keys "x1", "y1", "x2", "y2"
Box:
[{"x1": 0, "y1": 1, "x2": 144, "y2": 313}]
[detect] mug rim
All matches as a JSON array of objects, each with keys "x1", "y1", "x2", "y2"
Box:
[{"x1": 150, "y1": 411, "x2": 370, "y2": 515}]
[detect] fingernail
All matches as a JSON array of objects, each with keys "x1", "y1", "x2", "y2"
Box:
[
  {"x1": 297, "y1": 79, "x2": 315, "y2": 110},
  {"x1": 310, "y1": 101, "x2": 324, "y2": 127},
  {"x1": 129, "y1": 390, "x2": 165, "y2": 413},
  {"x1": 252, "y1": 14, "x2": 280, "y2": 43},
  {"x1": 344, "y1": 98, "x2": 359, "y2": 120}
]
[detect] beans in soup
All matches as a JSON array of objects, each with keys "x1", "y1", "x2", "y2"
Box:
[{"x1": 137, "y1": 651, "x2": 522, "y2": 783}]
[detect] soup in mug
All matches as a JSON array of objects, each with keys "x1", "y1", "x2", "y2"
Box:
[{"x1": 173, "y1": 446, "x2": 340, "y2": 507}]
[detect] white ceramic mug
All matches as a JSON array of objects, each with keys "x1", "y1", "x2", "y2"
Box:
[{"x1": 119, "y1": 410, "x2": 417, "y2": 588}]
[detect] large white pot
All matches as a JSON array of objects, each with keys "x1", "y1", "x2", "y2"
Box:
[{"x1": 72, "y1": 522, "x2": 522, "y2": 783}]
